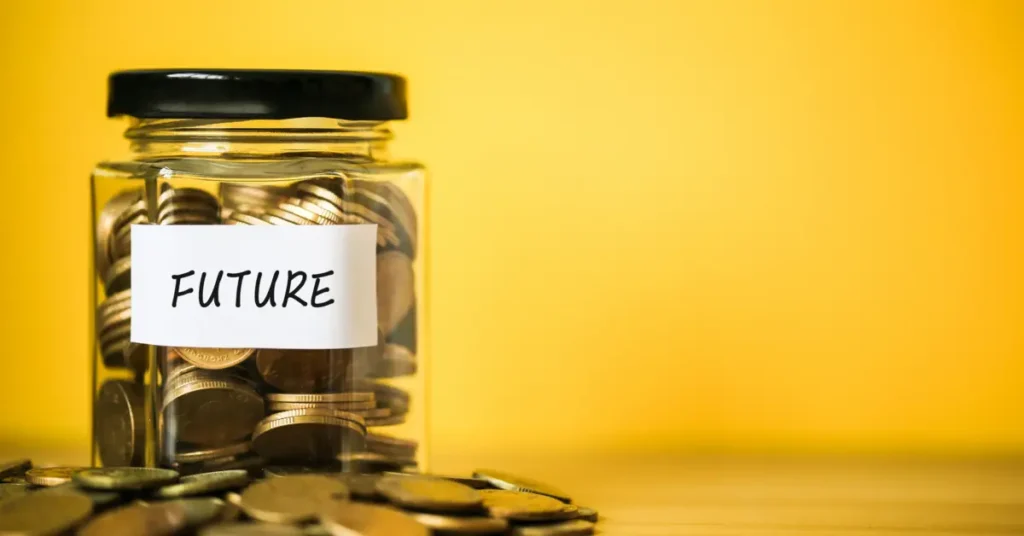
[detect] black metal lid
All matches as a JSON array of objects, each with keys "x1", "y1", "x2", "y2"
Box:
[{"x1": 107, "y1": 69, "x2": 407, "y2": 120}]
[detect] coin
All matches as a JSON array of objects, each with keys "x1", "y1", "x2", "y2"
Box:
[
  {"x1": 226, "y1": 212, "x2": 270, "y2": 226},
  {"x1": 369, "y1": 344, "x2": 417, "y2": 378},
  {"x1": 25, "y1": 466, "x2": 85, "y2": 487},
  {"x1": 95, "y1": 380, "x2": 145, "y2": 466},
  {"x1": 239, "y1": 475, "x2": 349, "y2": 524},
  {"x1": 78, "y1": 501, "x2": 188, "y2": 536},
  {"x1": 158, "y1": 187, "x2": 219, "y2": 209},
  {"x1": 376, "y1": 251, "x2": 415, "y2": 336},
  {"x1": 320, "y1": 502, "x2": 428, "y2": 536},
  {"x1": 0, "y1": 489, "x2": 93, "y2": 534},
  {"x1": 337, "y1": 452, "x2": 410, "y2": 473},
  {"x1": 201, "y1": 523, "x2": 305, "y2": 536},
  {"x1": 74, "y1": 467, "x2": 180, "y2": 490},
  {"x1": 96, "y1": 188, "x2": 143, "y2": 277},
  {"x1": 409, "y1": 512, "x2": 508, "y2": 534},
  {"x1": 167, "y1": 497, "x2": 227, "y2": 526},
  {"x1": 575, "y1": 506, "x2": 598, "y2": 523},
  {"x1": 472, "y1": 470, "x2": 572, "y2": 503},
  {"x1": 0, "y1": 483, "x2": 29, "y2": 501},
  {"x1": 336, "y1": 473, "x2": 383, "y2": 500},
  {"x1": 267, "y1": 400, "x2": 377, "y2": 412},
  {"x1": 383, "y1": 472, "x2": 495, "y2": 490},
  {"x1": 162, "y1": 375, "x2": 263, "y2": 446},
  {"x1": 0, "y1": 459, "x2": 30, "y2": 479},
  {"x1": 356, "y1": 180, "x2": 418, "y2": 257},
  {"x1": 256, "y1": 349, "x2": 355, "y2": 392},
  {"x1": 154, "y1": 470, "x2": 249, "y2": 498},
  {"x1": 366, "y1": 433, "x2": 418, "y2": 459},
  {"x1": 351, "y1": 407, "x2": 392, "y2": 419},
  {"x1": 103, "y1": 256, "x2": 132, "y2": 295},
  {"x1": 175, "y1": 442, "x2": 252, "y2": 464},
  {"x1": 43, "y1": 483, "x2": 124, "y2": 510},
  {"x1": 252, "y1": 410, "x2": 367, "y2": 464},
  {"x1": 511, "y1": 520, "x2": 596, "y2": 536},
  {"x1": 174, "y1": 347, "x2": 256, "y2": 370},
  {"x1": 374, "y1": 475, "x2": 482, "y2": 513},
  {"x1": 479, "y1": 490, "x2": 576, "y2": 522}
]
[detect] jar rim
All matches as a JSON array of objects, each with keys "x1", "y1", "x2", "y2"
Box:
[{"x1": 108, "y1": 69, "x2": 408, "y2": 121}]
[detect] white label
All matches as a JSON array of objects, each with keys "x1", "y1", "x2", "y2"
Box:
[{"x1": 130, "y1": 225, "x2": 378, "y2": 349}]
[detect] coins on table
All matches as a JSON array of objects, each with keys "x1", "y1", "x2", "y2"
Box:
[{"x1": 0, "y1": 460, "x2": 597, "y2": 534}]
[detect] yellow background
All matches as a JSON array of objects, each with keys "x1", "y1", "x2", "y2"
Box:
[{"x1": 0, "y1": 0, "x2": 1022, "y2": 463}]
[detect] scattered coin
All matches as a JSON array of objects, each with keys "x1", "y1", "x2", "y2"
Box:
[
  {"x1": 174, "y1": 347, "x2": 256, "y2": 370},
  {"x1": 473, "y1": 469, "x2": 572, "y2": 503},
  {"x1": 78, "y1": 501, "x2": 188, "y2": 536},
  {"x1": 375, "y1": 475, "x2": 483, "y2": 513},
  {"x1": 409, "y1": 512, "x2": 508, "y2": 534},
  {"x1": 575, "y1": 506, "x2": 599, "y2": 523},
  {"x1": 383, "y1": 472, "x2": 495, "y2": 490},
  {"x1": 0, "y1": 459, "x2": 30, "y2": 479},
  {"x1": 511, "y1": 519, "x2": 596, "y2": 536},
  {"x1": 155, "y1": 470, "x2": 249, "y2": 498},
  {"x1": 239, "y1": 475, "x2": 349, "y2": 524},
  {"x1": 479, "y1": 490, "x2": 577, "y2": 522},
  {"x1": 201, "y1": 523, "x2": 305, "y2": 536},
  {"x1": 320, "y1": 502, "x2": 428, "y2": 536},
  {"x1": 25, "y1": 466, "x2": 85, "y2": 487},
  {"x1": 0, "y1": 482, "x2": 29, "y2": 501},
  {"x1": 0, "y1": 489, "x2": 93, "y2": 535},
  {"x1": 74, "y1": 467, "x2": 180, "y2": 490}
]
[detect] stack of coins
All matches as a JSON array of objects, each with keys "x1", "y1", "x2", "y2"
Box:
[
  {"x1": 93, "y1": 177, "x2": 421, "y2": 473},
  {"x1": 0, "y1": 463, "x2": 599, "y2": 535}
]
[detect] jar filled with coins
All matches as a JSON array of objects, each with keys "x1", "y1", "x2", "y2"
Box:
[{"x1": 91, "y1": 70, "x2": 426, "y2": 475}]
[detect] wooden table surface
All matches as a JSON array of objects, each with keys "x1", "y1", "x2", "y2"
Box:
[{"x1": 435, "y1": 453, "x2": 1024, "y2": 535}]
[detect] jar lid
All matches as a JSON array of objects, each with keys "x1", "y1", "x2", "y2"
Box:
[{"x1": 107, "y1": 69, "x2": 407, "y2": 120}]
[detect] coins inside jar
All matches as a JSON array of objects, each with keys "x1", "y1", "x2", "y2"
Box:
[{"x1": 94, "y1": 175, "x2": 423, "y2": 471}]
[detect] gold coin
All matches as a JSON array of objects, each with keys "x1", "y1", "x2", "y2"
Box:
[
  {"x1": 158, "y1": 187, "x2": 219, "y2": 208},
  {"x1": 366, "y1": 415, "x2": 407, "y2": 427},
  {"x1": 0, "y1": 489, "x2": 93, "y2": 534},
  {"x1": 260, "y1": 213, "x2": 298, "y2": 225},
  {"x1": 356, "y1": 180, "x2": 418, "y2": 256},
  {"x1": 96, "y1": 188, "x2": 143, "y2": 278},
  {"x1": 337, "y1": 452, "x2": 411, "y2": 473},
  {"x1": 79, "y1": 501, "x2": 188, "y2": 536},
  {"x1": 261, "y1": 408, "x2": 365, "y2": 430},
  {"x1": 0, "y1": 459, "x2": 30, "y2": 479},
  {"x1": 268, "y1": 392, "x2": 376, "y2": 404},
  {"x1": 282, "y1": 198, "x2": 343, "y2": 224},
  {"x1": 251, "y1": 413, "x2": 366, "y2": 465},
  {"x1": 479, "y1": 490, "x2": 577, "y2": 522},
  {"x1": 154, "y1": 470, "x2": 249, "y2": 499},
  {"x1": 575, "y1": 506, "x2": 599, "y2": 523},
  {"x1": 25, "y1": 466, "x2": 85, "y2": 487},
  {"x1": 367, "y1": 433, "x2": 418, "y2": 455},
  {"x1": 200, "y1": 523, "x2": 305, "y2": 536},
  {"x1": 95, "y1": 380, "x2": 145, "y2": 466},
  {"x1": 239, "y1": 475, "x2": 349, "y2": 524},
  {"x1": 162, "y1": 376, "x2": 263, "y2": 447},
  {"x1": 226, "y1": 212, "x2": 270, "y2": 226},
  {"x1": 173, "y1": 347, "x2": 255, "y2": 370},
  {"x1": 268, "y1": 400, "x2": 377, "y2": 412},
  {"x1": 376, "y1": 251, "x2": 415, "y2": 336},
  {"x1": 263, "y1": 207, "x2": 317, "y2": 225},
  {"x1": 275, "y1": 202, "x2": 337, "y2": 225},
  {"x1": 410, "y1": 512, "x2": 508, "y2": 534},
  {"x1": 159, "y1": 213, "x2": 220, "y2": 225},
  {"x1": 174, "y1": 442, "x2": 251, "y2": 464},
  {"x1": 255, "y1": 350, "x2": 355, "y2": 392},
  {"x1": 511, "y1": 520, "x2": 596, "y2": 536},
  {"x1": 473, "y1": 469, "x2": 572, "y2": 503},
  {"x1": 74, "y1": 467, "x2": 180, "y2": 490},
  {"x1": 103, "y1": 256, "x2": 132, "y2": 295},
  {"x1": 375, "y1": 475, "x2": 483, "y2": 513},
  {"x1": 320, "y1": 502, "x2": 428, "y2": 536}
]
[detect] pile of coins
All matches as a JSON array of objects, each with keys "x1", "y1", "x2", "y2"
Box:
[
  {"x1": 93, "y1": 176, "x2": 420, "y2": 471},
  {"x1": 0, "y1": 461, "x2": 598, "y2": 535}
]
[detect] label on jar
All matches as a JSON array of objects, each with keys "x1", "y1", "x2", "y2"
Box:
[{"x1": 129, "y1": 224, "x2": 379, "y2": 349}]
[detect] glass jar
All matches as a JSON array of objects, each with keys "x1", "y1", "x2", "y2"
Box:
[{"x1": 90, "y1": 70, "x2": 427, "y2": 475}]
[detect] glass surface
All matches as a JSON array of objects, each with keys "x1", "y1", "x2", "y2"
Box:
[{"x1": 90, "y1": 118, "x2": 427, "y2": 474}]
